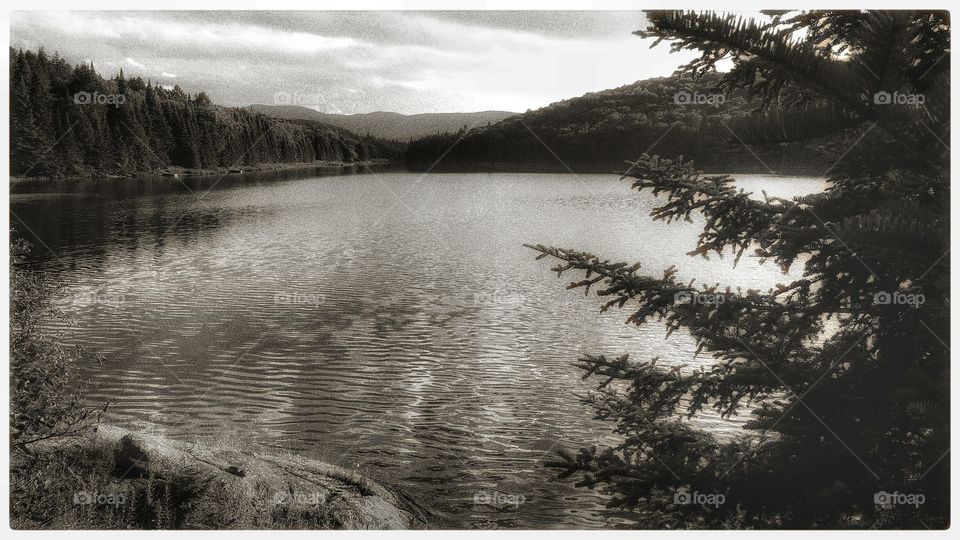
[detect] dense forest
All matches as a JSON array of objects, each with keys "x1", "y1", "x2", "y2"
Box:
[
  {"x1": 405, "y1": 74, "x2": 835, "y2": 173},
  {"x1": 10, "y1": 48, "x2": 401, "y2": 178}
]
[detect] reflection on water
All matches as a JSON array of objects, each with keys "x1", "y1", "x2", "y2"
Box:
[{"x1": 11, "y1": 170, "x2": 825, "y2": 528}]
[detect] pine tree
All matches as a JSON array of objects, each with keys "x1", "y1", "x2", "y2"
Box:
[
  {"x1": 531, "y1": 10, "x2": 948, "y2": 529},
  {"x1": 144, "y1": 83, "x2": 173, "y2": 166}
]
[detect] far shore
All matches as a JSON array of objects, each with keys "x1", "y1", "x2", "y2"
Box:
[
  {"x1": 10, "y1": 159, "x2": 829, "y2": 184},
  {"x1": 10, "y1": 158, "x2": 392, "y2": 183},
  {"x1": 403, "y1": 161, "x2": 830, "y2": 176}
]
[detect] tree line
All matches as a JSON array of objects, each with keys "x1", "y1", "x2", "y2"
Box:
[{"x1": 10, "y1": 48, "x2": 401, "y2": 178}]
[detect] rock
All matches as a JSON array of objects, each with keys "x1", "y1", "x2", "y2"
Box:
[
  {"x1": 113, "y1": 434, "x2": 151, "y2": 479},
  {"x1": 42, "y1": 425, "x2": 429, "y2": 529}
]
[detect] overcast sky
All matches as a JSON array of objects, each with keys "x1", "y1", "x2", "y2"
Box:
[{"x1": 10, "y1": 11, "x2": 702, "y2": 114}]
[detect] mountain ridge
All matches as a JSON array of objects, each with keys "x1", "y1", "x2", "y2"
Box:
[{"x1": 246, "y1": 105, "x2": 516, "y2": 142}]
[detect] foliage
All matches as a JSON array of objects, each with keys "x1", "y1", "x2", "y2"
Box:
[
  {"x1": 9, "y1": 48, "x2": 401, "y2": 178},
  {"x1": 10, "y1": 239, "x2": 105, "y2": 448},
  {"x1": 532, "y1": 10, "x2": 949, "y2": 528}
]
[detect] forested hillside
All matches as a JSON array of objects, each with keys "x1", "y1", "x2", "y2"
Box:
[
  {"x1": 406, "y1": 74, "x2": 833, "y2": 173},
  {"x1": 10, "y1": 48, "x2": 400, "y2": 178}
]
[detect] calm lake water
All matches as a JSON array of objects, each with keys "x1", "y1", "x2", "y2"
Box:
[{"x1": 11, "y1": 169, "x2": 825, "y2": 528}]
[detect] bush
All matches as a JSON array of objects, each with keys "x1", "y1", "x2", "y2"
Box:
[{"x1": 10, "y1": 239, "x2": 105, "y2": 447}]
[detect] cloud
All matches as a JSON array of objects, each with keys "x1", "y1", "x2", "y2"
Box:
[{"x1": 10, "y1": 10, "x2": 701, "y2": 114}]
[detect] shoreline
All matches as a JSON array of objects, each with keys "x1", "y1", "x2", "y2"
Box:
[
  {"x1": 10, "y1": 161, "x2": 826, "y2": 185},
  {"x1": 402, "y1": 161, "x2": 829, "y2": 176},
  {"x1": 10, "y1": 159, "x2": 392, "y2": 183}
]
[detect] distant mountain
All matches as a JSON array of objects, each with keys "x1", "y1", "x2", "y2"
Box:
[
  {"x1": 247, "y1": 106, "x2": 516, "y2": 142},
  {"x1": 404, "y1": 74, "x2": 835, "y2": 174}
]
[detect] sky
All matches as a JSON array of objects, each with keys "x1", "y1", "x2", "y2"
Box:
[{"x1": 10, "y1": 11, "x2": 702, "y2": 114}]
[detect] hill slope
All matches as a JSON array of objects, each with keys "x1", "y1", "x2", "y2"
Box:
[
  {"x1": 405, "y1": 75, "x2": 833, "y2": 174},
  {"x1": 247, "y1": 106, "x2": 515, "y2": 142}
]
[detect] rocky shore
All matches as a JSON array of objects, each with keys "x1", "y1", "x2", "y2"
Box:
[{"x1": 14, "y1": 425, "x2": 429, "y2": 529}]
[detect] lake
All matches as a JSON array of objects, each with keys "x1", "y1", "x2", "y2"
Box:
[{"x1": 11, "y1": 169, "x2": 826, "y2": 528}]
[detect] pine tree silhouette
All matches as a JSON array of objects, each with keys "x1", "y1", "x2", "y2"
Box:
[{"x1": 531, "y1": 10, "x2": 949, "y2": 529}]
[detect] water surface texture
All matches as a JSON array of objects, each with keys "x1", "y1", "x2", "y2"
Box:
[{"x1": 12, "y1": 170, "x2": 825, "y2": 528}]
